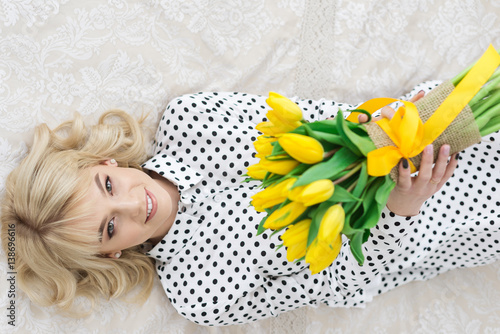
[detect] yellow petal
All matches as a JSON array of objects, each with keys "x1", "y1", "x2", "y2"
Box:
[
  {"x1": 278, "y1": 133, "x2": 324, "y2": 164},
  {"x1": 260, "y1": 158, "x2": 300, "y2": 175},
  {"x1": 255, "y1": 121, "x2": 282, "y2": 135},
  {"x1": 246, "y1": 164, "x2": 268, "y2": 180},
  {"x1": 267, "y1": 111, "x2": 302, "y2": 133},
  {"x1": 266, "y1": 92, "x2": 303, "y2": 122},
  {"x1": 300, "y1": 180, "x2": 335, "y2": 206},
  {"x1": 251, "y1": 178, "x2": 296, "y2": 211},
  {"x1": 254, "y1": 135, "x2": 277, "y2": 154},
  {"x1": 306, "y1": 235, "x2": 342, "y2": 275},
  {"x1": 263, "y1": 202, "x2": 307, "y2": 229},
  {"x1": 317, "y1": 204, "x2": 344, "y2": 241},
  {"x1": 282, "y1": 219, "x2": 311, "y2": 261},
  {"x1": 282, "y1": 219, "x2": 311, "y2": 247},
  {"x1": 288, "y1": 185, "x2": 305, "y2": 202}
]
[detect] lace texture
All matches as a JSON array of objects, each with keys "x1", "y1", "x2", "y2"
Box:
[{"x1": 1, "y1": 0, "x2": 499, "y2": 333}]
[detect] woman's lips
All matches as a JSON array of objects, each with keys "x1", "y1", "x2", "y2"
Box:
[{"x1": 145, "y1": 189, "x2": 158, "y2": 223}]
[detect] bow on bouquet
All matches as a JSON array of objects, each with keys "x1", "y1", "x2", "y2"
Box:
[{"x1": 244, "y1": 45, "x2": 500, "y2": 274}]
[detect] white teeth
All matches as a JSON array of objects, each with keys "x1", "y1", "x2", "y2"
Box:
[{"x1": 146, "y1": 194, "x2": 152, "y2": 219}]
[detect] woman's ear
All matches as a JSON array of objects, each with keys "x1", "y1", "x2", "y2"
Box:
[
  {"x1": 102, "y1": 159, "x2": 118, "y2": 167},
  {"x1": 105, "y1": 251, "x2": 122, "y2": 259}
]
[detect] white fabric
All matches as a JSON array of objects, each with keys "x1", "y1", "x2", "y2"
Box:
[{"x1": 1, "y1": 0, "x2": 500, "y2": 333}]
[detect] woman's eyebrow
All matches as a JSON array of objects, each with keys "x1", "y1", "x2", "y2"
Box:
[
  {"x1": 94, "y1": 173, "x2": 106, "y2": 242},
  {"x1": 94, "y1": 173, "x2": 105, "y2": 195},
  {"x1": 98, "y1": 219, "x2": 106, "y2": 243}
]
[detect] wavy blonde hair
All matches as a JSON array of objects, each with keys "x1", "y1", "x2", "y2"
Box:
[{"x1": 1, "y1": 110, "x2": 156, "y2": 314}]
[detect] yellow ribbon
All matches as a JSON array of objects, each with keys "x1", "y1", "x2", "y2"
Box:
[{"x1": 346, "y1": 44, "x2": 500, "y2": 177}]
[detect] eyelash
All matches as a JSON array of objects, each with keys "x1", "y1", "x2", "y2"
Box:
[
  {"x1": 105, "y1": 176, "x2": 115, "y2": 239},
  {"x1": 105, "y1": 176, "x2": 113, "y2": 194}
]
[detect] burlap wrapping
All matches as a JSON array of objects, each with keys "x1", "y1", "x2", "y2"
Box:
[{"x1": 364, "y1": 80, "x2": 482, "y2": 181}]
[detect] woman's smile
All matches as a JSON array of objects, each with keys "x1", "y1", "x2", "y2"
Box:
[{"x1": 145, "y1": 189, "x2": 158, "y2": 223}]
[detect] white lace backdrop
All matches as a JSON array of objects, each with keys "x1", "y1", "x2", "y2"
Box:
[{"x1": 1, "y1": 0, "x2": 499, "y2": 333}]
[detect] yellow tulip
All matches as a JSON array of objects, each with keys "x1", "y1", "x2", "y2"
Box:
[
  {"x1": 287, "y1": 185, "x2": 305, "y2": 202},
  {"x1": 251, "y1": 178, "x2": 296, "y2": 212},
  {"x1": 306, "y1": 235, "x2": 342, "y2": 275},
  {"x1": 263, "y1": 201, "x2": 307, "y2": 230},
  {"x1": 281, "y1": 219, "x2": 311, "y2": 262},
  {"x1": 278, "y1": 133, "x2": 324, "y2": 164},
  {"x1": 288, "y1": 179, "x2": 334, "y2": 206},
  {"x1": 253, "y1": 135, "x2": 277, "y2": 156},
  {"x1": 260, "y1": 156, "x2": 300, "y2": 175},
  {"x1": 246, "y1": 164, "x2": 268, "y2": 180},
  {"x1": 266, "y1": 111, "x2": 302, "y2": 132},
  {"x1": 255, "y1": 121, "x2": 284, "y2": 136},
  {"x1": 266, "y1": 92, "x2": 303, "y2": 123},
  {"x1": 318, "y1": 204, "x2": 345, "y2": 242}
]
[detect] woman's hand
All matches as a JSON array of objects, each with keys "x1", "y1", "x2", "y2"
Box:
[
  {"x1": 358, "y1": 90, "x2": 459, "y2": 216},
  {"x1": 387, "y1": 144, "x2": 459, "y2": 216},
  {"x1": 357, "y1": 90, "x2": 426, "y2": 123}
]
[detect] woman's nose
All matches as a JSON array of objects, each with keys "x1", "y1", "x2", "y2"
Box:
[{"x1": 114, "y1": 195, "x2": 142, "y2": 218}]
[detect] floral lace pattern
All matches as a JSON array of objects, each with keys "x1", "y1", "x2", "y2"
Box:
[{"x1": 0, "y1": 0, "x2": 499, "y2": 333}]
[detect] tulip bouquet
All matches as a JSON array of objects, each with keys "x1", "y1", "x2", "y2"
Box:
[{"x1": 245, "y1": 45, "x2": 500, "y2": 274}]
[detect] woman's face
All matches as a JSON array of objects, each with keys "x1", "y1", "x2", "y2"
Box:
[{"x1": 80, "y1": 160, "x2": 177, "y2": 256}]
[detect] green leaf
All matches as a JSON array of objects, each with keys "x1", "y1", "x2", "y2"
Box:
[
  {"x1": 261, "y1": 173, "x2": 285, "y2": 188},
  {"x1": 352, "y1": 175, "x2": 395, "y2": 230},
  {"x1": 302, "y1": 123, "x2": 321, "y2": 140},
  {"x1": 336, "y1": 110, "x2": 377, "y2": 157},
  {"x1": 375, "y1": 174, "x2": 396, "y2": 205},
  {"x1": 271, "y1": 141, "x2": 283, "y2": 155},
  {"x1": 314, "y1": 132, "x2": 344, "y2": 146},
  {"x1": 362, "y1": 228, "x2": 371, "y2": 243},
  {"x1": 295, "y1": 255, "x2": 305, "y2": 262},
  {"x1": 304, "y1": 119, "x2": 339, "y2": 134},
  {"x1": 352, "y1": 161, "x2": 368, "y2": 198},
  {"x1": 306, "y1": 202, "x2": 331, "y2": 247},
  {"x1": 347, "y1": 108, "x2": 372, "y2": 122},
  {"x1": 341, "y1": 218, "x2": 361, "y2": 237},
  {"x1": 286, "y1": 163, "x2": 311, "y2": 177},
  {"x1": 293, "y1": 147, "x2": 360, "y2": 188},
  {"x1": 349, "y1": 232, "x2": 365, "y2": 265},
  {"x1": 358, "y1": 175, "x2": 395, "y2": 230},
  {"x1": 351, "y1": 177, "x2": 381, "y2": 229},
  {"x1": 257, "y1": 215, "x2": 268, "y2": 235},
  {"x1": 328, "y1": 185, "x2": 361, "y2": 203}
]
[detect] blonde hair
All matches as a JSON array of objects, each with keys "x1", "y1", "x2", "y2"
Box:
[{"x1": 1, "y1": 110, "x2": 156, "y2": 314}]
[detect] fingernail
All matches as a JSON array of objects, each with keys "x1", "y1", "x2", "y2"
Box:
[
  {"x1": 402, "y1": 158, "x2": 409, "y2": 169},
  {"x1": 418, "y1": 90, "x2": 425, "y2": 94},
  {"x1": 455, "y1": 153, "x2": 460, "y2": 160},
  {"x1": 425, "y1": 144, "x2": 433, "y2": 154},
  {"x1": 442, "y1": 145, "x2": 450, "y2": 155}
]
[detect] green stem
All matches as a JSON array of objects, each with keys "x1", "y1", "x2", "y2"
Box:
[
  {"x1": 324, "y1": 147, "x2": 340, "y2": 159},
  {"x1": 476, "y1": 103, "x2": 500, "y2": 133},
  {"x1": 451, "y1": 62, "x2": 475, "y2": 86},
  {"x1": 333, "y1": 162, "x2": 362, "y2": 185},
  {"x1": 452, "y1": 49, "x2": 500, "y2": 86},
  {"x1": 469, "y1": 68, "x2": 500, "y2": 107},
  {"x1": 346, "y1": 181, "x2": 357, "y2": 193},
  {"x1": 471, "y1": 88, "x2": 500, "y2": 119},
  {"x1": 479, "y1": 114, "x2": 500, "y2": 136}
]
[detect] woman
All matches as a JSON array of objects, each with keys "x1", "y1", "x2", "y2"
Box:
[{"x1": 1, "y1": 82, "x2": 498, "y2": 326}]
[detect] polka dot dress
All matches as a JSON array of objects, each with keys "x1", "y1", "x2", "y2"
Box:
[{"x1": 142, "y1": 84, "x2": 499, "y2": 326}]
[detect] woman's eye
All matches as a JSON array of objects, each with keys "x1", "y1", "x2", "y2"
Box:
[
  {"x1": 105, "y1": 176, "x2": 112, "y2": 194},
  {"x1": 107, "y1": 218, "x2": 115, "y2": 238}
]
